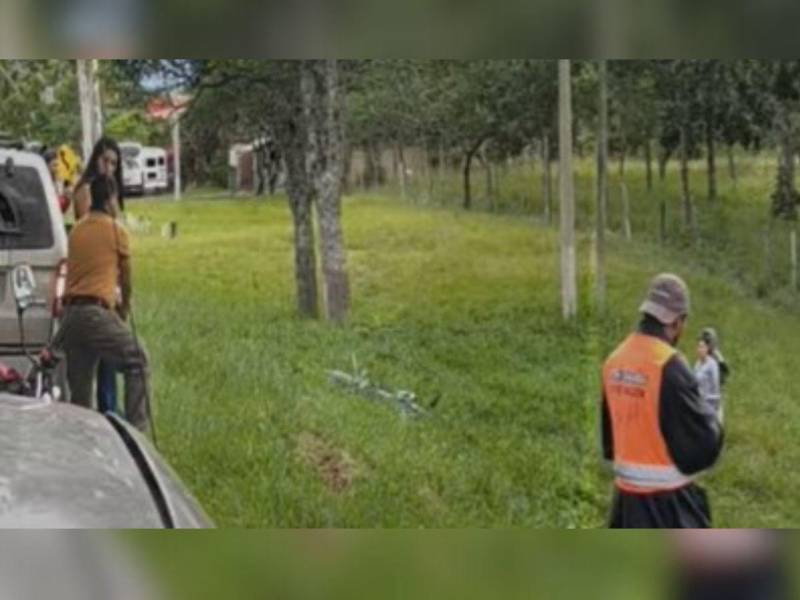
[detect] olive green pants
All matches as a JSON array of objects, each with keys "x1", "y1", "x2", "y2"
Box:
[{"x1": 53, "y1": 304, "x2": 151, "y2": 432}]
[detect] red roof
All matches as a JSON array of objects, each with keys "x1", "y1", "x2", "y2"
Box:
[{"x1": 147, "y1": 95, "x2": 190, "y2": 120}]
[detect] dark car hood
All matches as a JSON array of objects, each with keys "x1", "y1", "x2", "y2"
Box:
[{"x1": 0, "y1": 395, "x2": 164, "y2": 528}]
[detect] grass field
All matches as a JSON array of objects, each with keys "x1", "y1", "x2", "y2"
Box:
[{"x1": 126, "y1": 154, "x2": 800, "y2": 527}]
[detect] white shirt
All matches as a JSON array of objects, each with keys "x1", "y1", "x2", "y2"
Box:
[{"x1": 694, "y1": 357, "x2": 722, "y2": 421}]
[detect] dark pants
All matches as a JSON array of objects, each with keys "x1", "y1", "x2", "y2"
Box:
[
  {"x1": 96, "y1": 360, "x2": 118, "y2": 414},
  {"x1": 54, "y1": 304, "x2": 151, "y2": 432},
  {"x1": 609, "y1": 484, "x2": 712, "y2": 528}
]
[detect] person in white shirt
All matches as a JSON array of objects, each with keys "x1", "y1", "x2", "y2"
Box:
[{"x1": 694, "y1": 328, "x2": 728, "y2": 422}]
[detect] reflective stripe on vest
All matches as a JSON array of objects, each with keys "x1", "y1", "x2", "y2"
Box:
[
  {"x1": 603, "y1": 333, "x2": 692, "y2": 493},
  {"x1": 613, "y1": 462, "x2": 692, "y2": 492}
]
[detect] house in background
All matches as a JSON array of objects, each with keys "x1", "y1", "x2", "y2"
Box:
[{"x1": 228, "y1": 137, "x2": 283, "y2": 196}]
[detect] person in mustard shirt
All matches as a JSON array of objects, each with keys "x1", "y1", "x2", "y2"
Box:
[
  {"x1": 54, "y1": 175, "x2": 150, "y2": 433},
  {"x1": 72, "y1": 137, "x2": 126, "y2": 417}
]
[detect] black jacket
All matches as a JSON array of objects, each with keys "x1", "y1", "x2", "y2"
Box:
[{"x1": 601, "y1": 316, "x2": 725, "y2": 528}]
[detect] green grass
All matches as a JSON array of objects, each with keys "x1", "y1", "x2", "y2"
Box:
[
  {"x1": 389, "y1": 152, "x2": 799, "y2": 307},
  {"x1": 126, "y1": 154, "x2": 800, "y2": 527},
  {"x1": 129, "y1": 196, "x2": 598, "y2": 527}
]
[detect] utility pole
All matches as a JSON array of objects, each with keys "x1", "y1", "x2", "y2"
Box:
[
  {"x1": 558, "y1": 59, "x2": 578, "y2": 320},
  {"x1": 171, "y1": 113, "x2": 182, "y2": 200},
  {"x1": 596, "y1": 59, "x2": 609, "y2": 313},
  {"x1": 76, "y1": 59, "x2": 103, "y2": 163}
]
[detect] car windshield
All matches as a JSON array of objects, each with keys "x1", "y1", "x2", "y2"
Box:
[{"x1": 0, "y1": 165, "x2": 54, "y2": 250}]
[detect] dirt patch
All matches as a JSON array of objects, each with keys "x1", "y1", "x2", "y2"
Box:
[{"x1": 296, "y1": 431, "x2": 361, "y2": 493}]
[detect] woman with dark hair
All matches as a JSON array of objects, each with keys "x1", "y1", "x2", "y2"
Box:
[
  {"x1": 72, "y1": 136, "x2": 126, "y2": 416},
  {"x1": 695, "y1": 327, "x2": 730, "y2": 422},
  {"x1": 74, "y1": 136, "x2": 125, "y2": 220}
]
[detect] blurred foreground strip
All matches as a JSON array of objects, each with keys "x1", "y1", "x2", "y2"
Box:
[
  {"x1": 0, "y1": 532, "x2": 160, "y2": 600},
  {"x1": 671, "y1": 530, "x2": 788, "y2": 600},
  {"x1": 5, "y1": 0, "x2": 800, "y2": 56}
]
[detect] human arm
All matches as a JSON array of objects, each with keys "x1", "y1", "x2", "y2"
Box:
[
  {"x1": 660, "y1": 355, "x2": 724, "y2": 475},
  {"x1": 601, "y1": 390, "x2": 614, "y2": 462}
]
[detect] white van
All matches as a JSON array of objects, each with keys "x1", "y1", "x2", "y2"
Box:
[
  {"x1": 141, "y1": 147, "x2": 168, "y2": 194},
  {"x1": 120, "y1": 141, "x2": 145, "y2": 196},
  {"x1": 120, "y1": 143, "x2": 168, "y2": 196}
]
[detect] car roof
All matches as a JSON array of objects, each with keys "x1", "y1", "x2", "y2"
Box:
[
  {"x1": 0, "y1": 148, "x2": 48, "y2": 169},
  {"x1": 0, "y1": 147, "x2": 68, "y2": 263},
  {"x1": 0, "y1": 396, "x2": 165, "y2": 527}
]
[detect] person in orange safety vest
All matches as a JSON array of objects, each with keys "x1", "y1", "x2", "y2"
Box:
[{"x1": 601, "y1": 273, "x2": 724, "y2": 528}]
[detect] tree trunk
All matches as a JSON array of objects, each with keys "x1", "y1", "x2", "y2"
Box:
[
  {"x1": 596, "y1": 59, "x2": 608, "y2": 312},
  {"x1": 558, "y1": 60, "x2": 577, "y2": 320},
  {"x1": 483, "y1": 149, "x2": 495, "y2": 211},
  {"x1": 425, "y1": 143, "x2": 434, "y2": 203},
  {"x1": 302, "y1": 60, "x2": 350, "y2": 322},
  {"x1": 727, "y1": 144, "x2": 737, "y2": 185},
  {"x1": 288, "y1": 190, "x2": 319, "y2": 318},
  {"x1": 680, "y1": 125, "x2": 694, "y2": 232},
  {"x1": 272, "y1": 60, "x2": 351, "y2": 321},
  {"x1": 771, "y1": 104, "x2": 799, "y2": 220},
  {"x1": 363, "y1": 144, "x2": 373, "y2": 190},
  {"x1": 706, "y1": 121, "x2": 717, "y2": 201},
  {"x1": 364, "y1": 141, "x2": 382, "y2": 189},
  {"x1": 541, "y1": 133, "x2": 552, "y2": 224},
  {"x1": 791, "y1": 225, "x2": 798, "y2": 292},
  {"x1": 462, "y1": 138, "x2": 483, "y2": 210},
  {"x1": 438, "y1": 141, "x2": 446, "y2": 182},
  {"x1": 316, "y1": 191, "x2": 350, "y2": 322},
  {"x1": 76, "y1": 59, "x2": 103, "y2": 164},
  {"x1": 658, "y1": 146, "x2": 669, "y2": 181},
  {"x1": 621, "y1": 181, "x2": 632, "y2": 241},
  {"x1": 763, "y1": 221, "x2": 774, "y2": 292},
  {"x1": 524, "y1": 144, "x2": 535, "y2": 211},
  {"x1": 463, "y1": 155, "x2": 472, "y2": 210},
  {"x1": 172, "y1": 116, "x2": 182, "y2": 200},
  {"x1": 283, "y1": 136, "x2": 319, "y2": 318},
  {"x1": 275, "y1": 68, "x2": 320, "y2": 319},
  {"x1": 267, "y1": 150, "x2": 281, "y2": 195},
  {"x1": 255, "y1": 147, "x2": 266, "y2": 196},
  {"x1": 644, "y1": 139, "x2": 653, "y2": 191},
  {"x1": 396, "y1": 143, "x2": 407, "y2": 201}
]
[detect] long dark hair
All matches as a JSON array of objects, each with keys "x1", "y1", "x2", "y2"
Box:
[{"x1": 77, "y1": 136, "x2": 125, "y2": 211}]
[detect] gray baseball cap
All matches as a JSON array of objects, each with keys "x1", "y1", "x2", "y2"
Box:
[{"x1": 639, "y1": 273, "x2": 690, "y2": 324}]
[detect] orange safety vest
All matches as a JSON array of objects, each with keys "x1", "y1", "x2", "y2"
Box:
[{"x1": 603, "y1": 332, "x2": 692, "y2": 494}]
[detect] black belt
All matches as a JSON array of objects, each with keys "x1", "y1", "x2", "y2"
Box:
[{"x1": 63, "y1": 295, "x2": 111, "y2": 310}]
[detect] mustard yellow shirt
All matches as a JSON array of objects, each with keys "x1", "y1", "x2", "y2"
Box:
[{"x1": 66, "y1": 212, "x2": 130, "y2": 308}]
